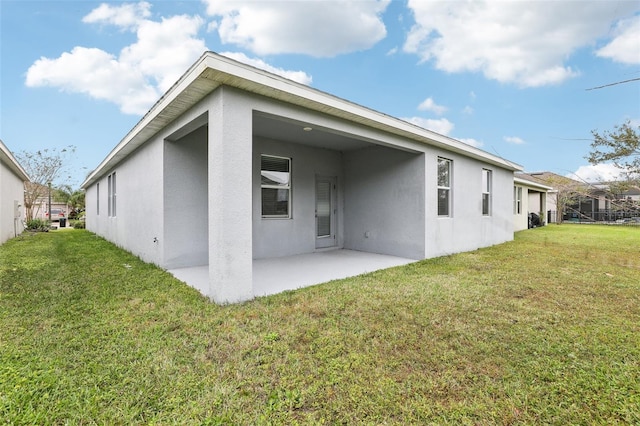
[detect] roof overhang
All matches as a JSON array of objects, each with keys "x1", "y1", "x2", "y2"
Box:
[
  {"x1": 514, "y1": 176, "x2": 553, "y2": 191},
  {"x1": 0, "y1": 139, "x2": 30, "y2": 182},
  {"x1": 82, "y1": 51, "x2": 522, "y2": 188}
]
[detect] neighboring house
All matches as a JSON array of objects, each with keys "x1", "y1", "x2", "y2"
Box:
[
  {"x1": 627, "y1": 187, "x2": 640, "y2": 201},
  {"x1": 32, "y1": 199, "x2": 68, "y2": 222},
  {"x1": 81, "y1": 51, "x2": 523, "y2": 303},
  {"x1": 0, "y1": 139, "x2": 30, "y2": 244},
  {"x1": 23, "y1": 182, "x2": 71, "y2": 222},
  {"x1": 594, "y1": 183, "x2": 640, "y2": 221},
  {"x1": 525, "y1": 171, "x2": 640, "y2": 223},
  {"x1": 513, "y1": 174, "x2": 552, "y2": 231},
  {"x1": 617, "y1": 185, "x2": 640, "y2": 202}
]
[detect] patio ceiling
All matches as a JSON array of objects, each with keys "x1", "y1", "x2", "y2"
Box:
[{"x1": 253, "y1": 112, "x2": 371, "y2": 152}]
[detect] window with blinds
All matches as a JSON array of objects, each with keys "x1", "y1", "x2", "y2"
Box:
[{"x1": 261, "y1": 155, "x2": 291, "y2": 218}]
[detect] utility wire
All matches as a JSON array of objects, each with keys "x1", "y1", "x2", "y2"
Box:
[{"x1": 586, "y1": 77, "x2": 640, "y2": 91}]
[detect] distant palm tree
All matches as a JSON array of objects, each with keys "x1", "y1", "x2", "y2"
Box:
[{"x1": 54, "y1": 185, "x2": 85, "y2": 219}]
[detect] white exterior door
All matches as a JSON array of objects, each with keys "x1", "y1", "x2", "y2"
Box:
[{"x1": 315, "y1": 176, "x2": 337, "y2": 249}]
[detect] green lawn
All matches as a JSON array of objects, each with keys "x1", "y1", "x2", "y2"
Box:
[{"x1": 1, "y1": 226, "x2": 639, "y2": 424}]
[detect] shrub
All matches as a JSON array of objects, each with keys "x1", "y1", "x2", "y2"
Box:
[
  {"x1": 25, "y1": 219, "x2": 49, "y2": 232},
  {"x1": 71, "y1": 220, "x2": 86, "y2": 229}
]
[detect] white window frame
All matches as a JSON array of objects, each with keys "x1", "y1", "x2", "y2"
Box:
[
  {"x1": 437, "y1": 157, "x2": 452, "y2": 217},
  {"x1": 482, "y1": 169, "x2": 492, "y2": 216},
  {"x1": 108, "y1": 172, "x2": 116, "y2": 217},
  {"x1": 514, "y1": 186, "x2": 522, "y2": 214},
  {"x1": 261, "y1": 155, "x2": 291, "y2": 219}
]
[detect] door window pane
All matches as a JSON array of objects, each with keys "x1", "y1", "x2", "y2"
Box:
[{"x1": 316, "y1": 180, "x2": 331, "y2": 237}]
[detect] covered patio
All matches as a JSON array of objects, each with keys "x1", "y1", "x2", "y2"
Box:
[
  {"x1": 168, "y1": 249, "x2": 415, "y2": 299},
  {"x1": 163, "y1": 105, "x2": 425, "y2": 303}
]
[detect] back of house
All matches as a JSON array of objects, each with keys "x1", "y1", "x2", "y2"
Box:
[{"x1": 82, "y1": 51, "x2": 522, "y2": 303}]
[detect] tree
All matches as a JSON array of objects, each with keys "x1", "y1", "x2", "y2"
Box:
[
  {"x1": 588, "y1": 120, "x2": 640, "y2": 180},
  {"x1": 529, "y1": 172, "x2": 590, "y2": 224},
  {"x1": 16, "y1": 146, "x2": 76, "y2": 221},
  {"x1": 548, "y1": 179, "x2": 584, "y2": 223},
  {"x1": 54, "y1": 185, "x2": 85, "y2": 219},
  {"x1": 605, "y1": 180, "x2": 632, "y2": 201}
]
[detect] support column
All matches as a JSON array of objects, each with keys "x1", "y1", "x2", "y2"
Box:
[{"x1": 207, "y1": 88, "x2": 253, "y2": 303}]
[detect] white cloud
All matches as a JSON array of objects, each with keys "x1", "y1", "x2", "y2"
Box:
[
  {"x1": 403, "y1": 1, "x2": 639, "y2": 87},
  {"x1": 403, "y1": 116, "x2": 482, "y2": 147},
  {"x1": 206, "y1": 20, "x2": 218, "y2": 32},
  {"x1": 458, "y1": 138, "x2": 484, "y2": 148},
  {"x1": 120, "y1": 15, "x2": 207, "y2": 92},
  {"x1": 26, "y1": 47, "x2": 159, "y2": 115},
  {"x1": 570, "y1": 164, "x2": 631, "y2": 183},
  {"x1": 504, "y1": 136, "x2": 525, "y2": 145},
  {"x1": 417, "y1": 97, "x2": 447, "y2": 115},
  {"x1": 26, "y1": 4, "x2": 207, "y2": 115},
  {"x1": 203, "y1": 0, "x2": 390, "y2": 56},
  {"x1": 220, "y1": 52, "x2": 312, "y2": 85},
  {"x1": 403, "y1": 117, "x2": 454, "y2": 135},
  {"x1": 23, "y1": 2, "x2": 315, "y2": 117},
  {"x1": 596, "y1": 15, "x2": 640, "y2": 64},
  {"x1": 462, "y1": 106, "x2": 474, "y2": 115},
  {"x1": 82, "y1": 1, "x2": 151, "y2": 29}
]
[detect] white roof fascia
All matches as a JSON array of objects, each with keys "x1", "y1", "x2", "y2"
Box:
[
  {"x1": 82, "y1": 51, "x2": 522, "y2": 188},
  {"x1": 514, "y1": 176, "x2": 553, "y2": 191},
  {"x1": 198, "y1": 53, "x2": 522, "y2": 171},
  {"x1": 82, "y1": 56, "x2": 218, "y2": 188},
  {"x1": 0, "y1": 139, "x2": 30, "y2": 182}
]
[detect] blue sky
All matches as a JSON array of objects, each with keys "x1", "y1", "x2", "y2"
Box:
[{"x1": 1, "y1": 0, "x2": 639, "y2": 188}]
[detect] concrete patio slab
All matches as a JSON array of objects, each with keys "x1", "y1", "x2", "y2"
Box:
[{"x1": 168, "y1": 249, "x2": 416, "y2": 300}]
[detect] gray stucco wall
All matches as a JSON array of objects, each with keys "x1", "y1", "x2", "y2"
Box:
[
  {"x1": 344, "y1": 146, "x2": 426, "y2": 260},
  {"x1": 85, "y1": 90, "x2": 214, "y2": 270},
  {"x1": 514, "y1": 183, "x2": 528, "y2": 232},
  {"x1": 207, "y1": 88, "x2": 254, "y2": 303},
  {"x1": 163, "y1": 126, "x2": 208, "y2": 268},
  {"x1": 253, "y1": 138, "x2": 344, "y2": 259},
  {"x1": 87, "y1": 138, "x2": 165, "y2": 265},
  {"x1": 0, "y1": 160, "x2": 26, "y2": 244},
  {"x1": 425, "y1": 150, "x2": 514, "y2": 258},
  {"x1": 528, "y1": 191, "x2": 544, "y2": 214}
]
